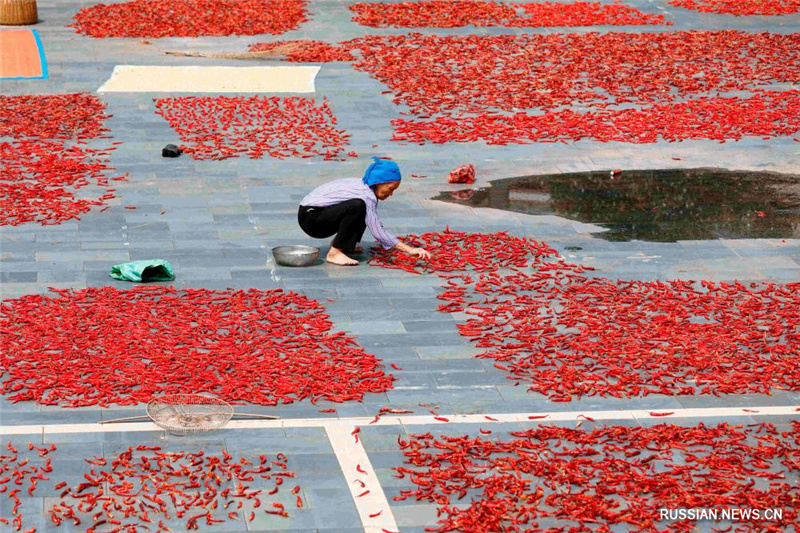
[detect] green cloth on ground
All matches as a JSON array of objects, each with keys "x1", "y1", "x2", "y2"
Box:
[{"x1": 110, "y1": 259, "x2": 175, "y2": 282}]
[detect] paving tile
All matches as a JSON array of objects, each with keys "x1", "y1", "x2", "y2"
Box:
[{"x1": 0, "y1": 271, "x2": 37, "y2": 283}]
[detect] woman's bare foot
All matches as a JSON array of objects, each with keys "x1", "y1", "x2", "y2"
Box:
[
  {"x1": 326, "y1": 248, "x2": 358, "y2": 266},
  {"x1": 330, "y1": 238, "x2": 363, "y2": 254}
]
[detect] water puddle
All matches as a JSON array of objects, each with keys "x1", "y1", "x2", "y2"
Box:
[{"x1": 433, "y1": 168, "x2": 800, "y2": 242}]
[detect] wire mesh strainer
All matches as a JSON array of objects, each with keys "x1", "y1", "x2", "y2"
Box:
[
  {"x1": 100, "y1": 394, "x2": 279, "y2": 435},
  {"x1": 146, "y1": 394, "x2": 234, "y2": 436}
]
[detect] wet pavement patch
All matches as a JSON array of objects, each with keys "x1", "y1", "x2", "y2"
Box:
[{"x1": 433, "y1": 168, "x2": 800, "y2": 242}]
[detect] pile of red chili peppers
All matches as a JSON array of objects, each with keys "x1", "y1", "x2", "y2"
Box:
[
  {"x1": 395, "y1": 422, "x2": 799, "y2": 531},
  {"x1": 153, "y1": 96, "x2": 356, "y2": 161},
  {"x1": 49, "y1": 446, "x2": 300, "y2": 531},
  {"x1": 0, "y1": 93, "x2": 125, "y2": 226},
  {"x1": 393, "y1": 91, "x2": 800, "y2": 144},
  {"x1": 371, "y1": 230, "x2": 800, "y2": 400},
  {"x1": 71, "y1": 0, "x2": 308, "y2": 38},
  {"x1": 669, "y1": 0, "x2": 800, "y2": 15},
  {"x1": 1, "y1": 441, "x2": 56, "y2": 532},
  {"x1": 253, "y1": 31, "x2": 800, "y2": 144},
  {"x1": 350, "y1": 1, "x2": 668, "y2": 28},
  {"x1": 0, "y1": 93, "x2": 109, "y2": 140},
  {"x1": 0, "y1": 286, "x2": 394, "y2": 407},
  {"x1": 513, "y1": 1, "x2": 669, "y2": 26},
  {"x1": 346, "y1": 31, "x2": 800, "y2": 114}
]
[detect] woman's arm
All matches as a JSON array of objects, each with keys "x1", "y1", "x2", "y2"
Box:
[
  {"x1": 362, "y1": 196, "x2": 431, "y2": 258},
  {"x1": 394, "y1": 241, "x2": 431, "y2": 259}
]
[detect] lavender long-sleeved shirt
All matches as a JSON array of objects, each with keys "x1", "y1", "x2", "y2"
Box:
[{"x1": 300, "y1": 178, "x2": 400, "y2": 249}]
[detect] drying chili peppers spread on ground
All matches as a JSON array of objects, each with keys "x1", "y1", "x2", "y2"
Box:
[
  {"x1": 49, "y1": 446, "x2": 300, "y2": 531},
  {"x1": 392, "y1": 91, "x2": 800, "y2": 144},
  {"x1": 248, "y1": 40, "x2": 357, "y2": 61},
  {"x1": 669, "y1": 0, "x2": 800, "y2": 15},
  {"x1": 153, "y1": 96, "x2": 356, "y2": 161},
  {"x1": 0, "y1": 93, "x2": 109, "y2": 140},
  {"x1": 350, "y1": 1, "x2": 668, "y2": 27},
  {"x1": 371, "y1": 230, "x2": 800, "y2": 400},
  {"x1": 253, "y1": 31, "x2": 800, "y2": 144},
  {"x1": 394, "y1": 422, "x2": 799, "y2": 531},
  {"x1": 0, "y1": 93, "x2": 126, "y2": 226},
  {"x1": 0, "y1": 286, "x2": 393, "y2": 407},
  {"x1": 71, "y1": 0, "x2": 308, "y2": 38},
  {"x1": 0, "y1": 441, "x2": 56, "y2": 532}
]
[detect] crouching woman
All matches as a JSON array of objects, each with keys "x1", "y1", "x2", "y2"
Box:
[{"x1": 298, "y1": 158, "x2": 431, "y2": 265}]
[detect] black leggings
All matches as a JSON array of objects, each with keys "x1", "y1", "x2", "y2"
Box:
[{"x1": 298, "y1": 199, "x2": 367, "y2": 253}]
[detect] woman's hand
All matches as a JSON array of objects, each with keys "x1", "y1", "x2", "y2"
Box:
[
  {"x1": 408, "y1": 247, "x2": 431, "y2": 260},
  {"x1": 395, "y1": 242, "x2": 431, "y2": 260}
]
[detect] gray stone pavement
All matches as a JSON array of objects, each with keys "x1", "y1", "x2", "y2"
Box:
[{"x1": 1, "y1": 0, "x2": 799, "y2": 531}]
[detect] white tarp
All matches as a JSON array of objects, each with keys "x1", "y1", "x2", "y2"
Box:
[{"x1": 98, "y1": 65, "x2": 320, "y2": 93}]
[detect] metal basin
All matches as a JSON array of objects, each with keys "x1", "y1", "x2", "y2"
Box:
[{"x1": 272, "y1": 245, "x2": 320, "y2": 267}]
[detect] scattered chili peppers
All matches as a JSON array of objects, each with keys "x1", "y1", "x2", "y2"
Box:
[
  {"x1": 0, "y1": 93, "x2": 110, "y2": 140},
  {"x1": 1, "y1": 140, "x2": 125, "y2": 226},
  {"x1": 395, "y1": 422, "x2": 799, "y2": 531},
  {"x1": 254, "y1": 31, "x2": 800, "y2": 144},
  {"x1": 50, "y1": 447, "x2": 299, "y2": 531},
  {"x1": 0, "y1": 93, "x2": 126, "y2": 226},
  {"x1": 351, "y1": 0, "x2": 517, "y2": 27},
  {"x1": 248, "y1": 40, "x2": 356, "y2": 61},
  {"x1": 153, "y1": 96, "x2": 356, "y2": 161},
  {"x1": 0, "y1": 442, "x2": 56, "y2": 531},
  {"x1": 350, "y1": 1, "x2": 668, "y2": 28},
  {"x1": 371, "y1": 229, "x2": 800, "y2": 400},
  {"x1": 513, "y1": 1, "x2": 669, "y2": 26},
  {"x1": 669, "y1": 0, "x2": 800, "y2": 16},
  {"x1": 0, "y1": 286, "x2": 394, "y2": 407},
  {"x1": 392, "y1": 91, "x2": 800, "y2": 144},
  {"x1": 287, "y1": 32, "x2": 800, "y2": 114},
  {"x1": 71, "y1": 0, "x2": 308, "y2": 38}
]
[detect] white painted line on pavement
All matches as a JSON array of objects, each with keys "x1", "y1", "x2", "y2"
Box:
[
  {"x1": 1, "y1": 405, "x2": 797, "y2": 436},
  {"x1": 326, "y1": 424, "x2": 399, "y2": 533}
]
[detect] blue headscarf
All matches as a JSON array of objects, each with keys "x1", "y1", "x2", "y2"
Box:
[{"x1": 363, "y1": 157, "x2": 401, "y2": 188}]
